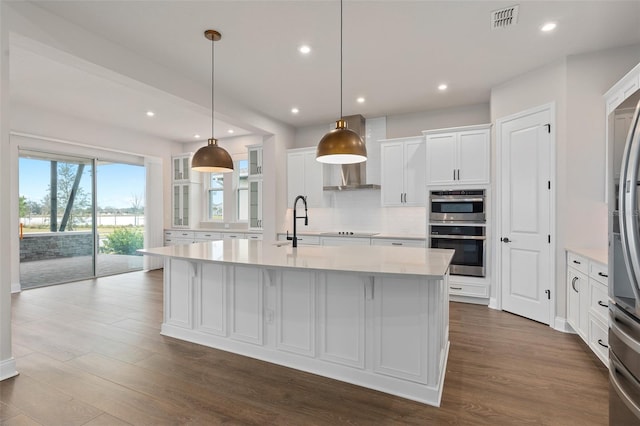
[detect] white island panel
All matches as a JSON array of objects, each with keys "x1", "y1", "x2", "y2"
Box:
[{"x1": 140, "y1": 240, "x2": 453, "y2": 407}]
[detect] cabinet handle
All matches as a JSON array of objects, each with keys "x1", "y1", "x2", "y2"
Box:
[
  {"x1": 573, "y1": 260, "x2": 581, "y2": 265},
  {"x1": 571, "y1": 276, "x2": 579, "y2": 292},
  {"x1": 457, "y1": 169, "x2": 460, "y2": 180},
  {"x1": 391, "y1": 242, "x2": 403, "y2": 246},
  {"x1": 450, "y1": 286, "x2": 462, "y2": 290},
  {"x1": 598, "y1": 300, "x2": 609, "y2": 308},
  {"x1": 597, "y1": 339, "x2": 609, "y2": 349},
  {"x1": 453, "y1": 169, "x2": 456, "y2": 180},
  {"x1": 598, "y1": 272, "x2": 608, "y2": 278}
]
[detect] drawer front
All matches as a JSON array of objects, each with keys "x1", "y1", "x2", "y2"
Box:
[
  {"x1": 448, "y1": 282, "x2": 489, "y2": 298},
  {"x1": 194, "y1": 231, "x2": 222, "y2": 241},
  {"x1": 567, "y1": 252, "x2": 588, "y2": 275},
  {"x1": 371, "y1": 239, "x2": 426, "y2": 248},
  {"x1": 589, "y1": 280, "x2": 609, "y2": 323},
  {"x1": 224, "y1": 233, "x2": 246, "y2": 240},
  {"x1": 247, "y1": 234, "x2": 264, "y2": 241},
  {"x1": 588, "y1": 314, "x2": 609, "y2": 366},
  {"x1": 589, "y1": 262, "x2": 609, "y2": 285},
  {"x1": 295, "y1": 235, "x2": 321, "y2": 245}
]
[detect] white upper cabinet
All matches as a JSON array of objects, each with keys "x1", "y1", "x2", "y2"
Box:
[
  {"x1": 380, "y1": 136, "x2": 426, "y2": 207},
  {"x1": 172, "y1": 153, "x2": 198, "y2": 183},
  {"x1": 423, "y1": 124, "x2": 491, "y2": 186},
  {"x1": 287, "y1": 148, "x2": 323, "y2": 208},
  {"x1": 248, "y1": 179, "x2": 263, "y2": 230},
  {"x1": 248, "y1": 144, "x2": 263, "y2": 178}
]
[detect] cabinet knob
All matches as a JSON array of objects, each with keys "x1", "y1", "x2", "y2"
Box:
[{"x1": 500, "y1": 237, "x2": 511, "y2": 243}]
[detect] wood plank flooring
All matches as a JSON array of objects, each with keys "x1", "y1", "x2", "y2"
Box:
[{"x1": 1, "y1": 270, "x2": 609, "y2": 425}]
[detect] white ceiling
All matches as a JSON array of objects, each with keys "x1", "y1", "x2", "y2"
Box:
[{"x1": 10, "y1": 1, "x2": 640, "y2": 142}]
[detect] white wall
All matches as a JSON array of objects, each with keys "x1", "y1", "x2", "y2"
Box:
[
  {"x1": 386, "y1": 103, "x2": 490, "y2": 139},
  {"x1": 565, "y1": 44, "x2": 640, "y2": 250}
]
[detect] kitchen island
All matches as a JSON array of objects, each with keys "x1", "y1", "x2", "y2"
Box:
[{"x1": 139, "y1": 239, "x2": 453, "y2": 406}]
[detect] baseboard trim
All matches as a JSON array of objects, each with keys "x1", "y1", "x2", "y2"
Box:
[
  {"x1": 488, "y1": 297, "x2": 499, "y2": 310},
  {"x1": 11, "y1": 281, "x2": 21, "y2": 293},
  {"x1": 554, "y1": 317, "x2": 575, "y2": 333},
  {"x1": 0, "y1": 358, "x2": 18, "y2": 381}
]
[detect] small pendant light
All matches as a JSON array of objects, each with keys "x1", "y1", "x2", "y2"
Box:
[
  {"x1": 316, "y1": 0, "x2": 367, "y2": 165},
  {"x1": 192, "y1": 30, "x2": 234, "y2": 173}
]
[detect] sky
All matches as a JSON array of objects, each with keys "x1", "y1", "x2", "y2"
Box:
[{"x1": 19, "y1": 158, "x2": 145, "y2": 209}]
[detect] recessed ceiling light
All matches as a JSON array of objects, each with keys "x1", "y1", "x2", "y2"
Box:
[
  {"x1": 194, "y1": 134, "x2": 201, "y2": 139},
  {"x1": 291, "y1": 107, "x2": 299, "y2": 114},
  {"x1": 227, "y1": 129, "x2": 235, "y2": 134},
  {"x1": 541, "y1": 22, "x2": 557, "y2": 32},
  {"x1": 438, "y1": 84, "x2": 448, "y2": 91},
  {"x1": 146, "y1": 111, "x2": 155, "y2": 117},
  {"x1": 299, "y1": 45, "x2": 311, "y2": 54},
  {"x1": 356, "y1": 97, "x2": 365, "y2": 103}
]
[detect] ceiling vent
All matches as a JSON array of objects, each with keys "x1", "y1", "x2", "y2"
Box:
[{"x1": 491, "y1": 5, "x2": 519, "y2": 29}]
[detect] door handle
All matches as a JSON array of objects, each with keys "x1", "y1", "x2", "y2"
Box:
[
  {"x1": 571, "y1": 276, "x2": 579, "y2": 292},
  {"x1": 500, "y1": 237, "x2": 511, "y2": 243}
]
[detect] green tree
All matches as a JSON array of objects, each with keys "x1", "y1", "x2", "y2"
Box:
[
  {"x1": 102, "y1": 227, "x2": 143, "y2": 255},
  {"x1": 45, "y1": 162, "x2": 91, "y2": 231},
  {"x1": 19, "y1": 196, "x2": 28, "y2": 218}
]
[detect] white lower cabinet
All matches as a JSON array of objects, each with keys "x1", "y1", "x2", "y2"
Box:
[
  {"x1": 566, "y1": 250, "x2": 609, "y2": 366},
  {"x1": 276, "y1": 270, "x2": 316, "y2": 357},
  {"x1": 195, "y1": 263, "x2": 226, "y2": 336},
  {"x1": 371, "y1": 238, "x2": 426, "y2": 248},
  {"x1": 164, "y1": 258, "x2": 194, "y2": 329},
  {"x1": 320, "y1": 236, "x2": 371, "y2": 246},
  {"x1": 229, "y1": 266, "x2": 264, "y2": 345}
]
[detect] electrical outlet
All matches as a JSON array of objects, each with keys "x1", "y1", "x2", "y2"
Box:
[{"x1": 224, "y1": 223, "x2": 230, "y2": 229}]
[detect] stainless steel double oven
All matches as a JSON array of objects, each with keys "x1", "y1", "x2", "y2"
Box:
[{"x1": 429, "y1": 189, "x2": 486, "y2": 277}]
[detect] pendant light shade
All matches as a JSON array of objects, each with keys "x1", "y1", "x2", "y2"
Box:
[
  {"x1": 316, "y1": 0, "x2": 367, "y2": 165},
  {"x1": 192, "y1": 29, "x2": 234, "y2": 173},
  {"x1": 192, "y1": 138, "x2": 234, "y2": 172},
  {"x1": 316, "y1": 119, "x2": 367, "y2": 164}
]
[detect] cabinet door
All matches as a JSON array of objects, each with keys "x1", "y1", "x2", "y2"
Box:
[
  {"x1": 181, "y1": 184, "x2": 190, "y2": 228},
  {"x1": 172, "y1": 184, "x2": 183, "y2": 227},
  {"x1": 287, "y1": 152, "x2": 306, "y2": 208},
  {"x1": 303, "y1": 151, "x2": 323, "y2": 208},
  {"x1": 425, "y1": 133, "x2": 456, "y2": 185},
  {"x1": 249, "y1": 180, "x2": 263, "y2": 230},
  {"x1": 173, "y1": 157, "x2": 183, "y2": 181},
  {"x1": 249, "y1": 146, "x2": 263, "y2": 177},
  {"x1": 403, "y1": 139, "x2": 426, "y2": 206},
  {"x1": 458, "y1": 130, "x2": 489, "y2": 184},
  {"x1": 567, "y1": 268, "x2": 587, "y2": 338},
  {"x1": 381, "y1": 142, "x2": 405, "y2": 206}
]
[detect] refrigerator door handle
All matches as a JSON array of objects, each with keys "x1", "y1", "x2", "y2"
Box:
[
  {"x1": 611, "y1": 310, "x2": 640, "y2": 353},
  {"x1": 619, "y1": 99, "x2": 640, "y2": 300},
  {"x1": 611, "y1": 351, "x2": 640, "y2": 419}
]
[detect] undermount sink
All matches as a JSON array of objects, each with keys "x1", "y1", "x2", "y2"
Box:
[{"x1": 272, "y1": 241, "x2": 291, "y2": 247}]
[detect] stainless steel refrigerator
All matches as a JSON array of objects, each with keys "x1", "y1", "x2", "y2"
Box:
[{"x1": 610, "y1": 98, "x2": 640, "y2": 425}]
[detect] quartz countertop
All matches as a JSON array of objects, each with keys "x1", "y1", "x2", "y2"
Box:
[
  {"x1": 140, "y1": 239, "x2": 453, "y2": 278},
  {"x1": 566, "y1": 247, "x2": 608, "y2": 265}
]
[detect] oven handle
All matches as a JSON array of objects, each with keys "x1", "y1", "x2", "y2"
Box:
[
  {"x1": 431, "y1": 234, "x2": 486, "y2": 240},
  {"x1": 430, "y1": 197, "x2": 485, "y2": 203}
]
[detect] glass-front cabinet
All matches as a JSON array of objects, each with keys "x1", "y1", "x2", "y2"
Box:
[
  {"x1": 248, "y1": 145, "x2": 263, "y2": 178},
  {"x1": 171, "y1": 153, "x2": 200, "y2": 228},
  {"x1": 249, "y1": 180, "x2": 263, "y2": 230}
]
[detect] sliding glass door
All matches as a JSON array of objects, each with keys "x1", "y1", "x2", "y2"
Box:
[
  {"x1": 19, "y1": 152, "x2": 95, "y2": 288},
  {"x1": 19, "y1": 151, "x2": 146, "y2": 289}
]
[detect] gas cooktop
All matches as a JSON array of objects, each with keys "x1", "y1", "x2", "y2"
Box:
[{"x1": 319, "y1": 231, "x2": 379, "y2": 237}]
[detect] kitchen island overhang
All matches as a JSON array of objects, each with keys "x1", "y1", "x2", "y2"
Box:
[{"x1": 139, "y1": 240, "x2": 454, "y2": 406}]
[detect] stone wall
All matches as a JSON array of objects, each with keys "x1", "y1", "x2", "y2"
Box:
[{"x1": 20, "y1": 232, "x2": 93, "y2": 262}]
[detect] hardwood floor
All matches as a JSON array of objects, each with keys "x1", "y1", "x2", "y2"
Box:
[{"x1": 1, "y1": 270, "x2": 609, "y2": 425}]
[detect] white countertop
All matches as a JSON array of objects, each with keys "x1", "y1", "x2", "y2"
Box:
[
  {"x1": 566, "y1": 247, "x2": 608, "y2": 265},
  {"x1": 140, "y1": 240, "x2": 453, "y2": 278}
]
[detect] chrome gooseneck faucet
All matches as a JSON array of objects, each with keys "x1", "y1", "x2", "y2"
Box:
[{"x1": 289, "y1": 195, "x2": 308, "y2": 248}]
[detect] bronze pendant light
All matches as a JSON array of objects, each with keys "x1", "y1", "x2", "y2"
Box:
[
  {"x1": 192, "y1": 29, "x2": 234, "y2": 173},
  {"x1": 316, "y1": 0, "x2": 367, "y2": 164}
]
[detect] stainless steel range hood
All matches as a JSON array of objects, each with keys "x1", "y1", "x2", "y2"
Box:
[{"x1": 323, "y1": 114, "x2": 381, "y2": 191}]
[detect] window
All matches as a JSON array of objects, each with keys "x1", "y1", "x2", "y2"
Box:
[
  {"x1": 206, "y1": 158, "x2": 248, "y2": 222},
  {"x1": 208, "y1": 173, "x2": 224, "y2": 221}
]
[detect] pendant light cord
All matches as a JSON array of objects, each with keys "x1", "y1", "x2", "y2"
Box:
[
  {"x1": 340, "y1": 0, "x2": 343, "y2": 120},
  {"x1": 211, "y1": 34, "x2": 215, "y2": 140}
]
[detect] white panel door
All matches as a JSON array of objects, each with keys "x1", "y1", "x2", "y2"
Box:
[
  {"x1": 276, "y1": 270, "x2": 315, "y2": 357},
  {"x1": 403, "y1": 139, "x2": 426, "y2": 206},
  {"x1": 425, "y1": 133, "x2": 456, "y2": 185},
  {"x1": 196, "y1": 262, "x2": 226, "y2": 336},
  {"x1": 318, "y1": 273, "x2": 365, "y2": 368},
  {"x1": 230, "y1": 266, "x2": 264, "y2": 345},
  {"x1": 458, "y1": 130, "x2": 489, "y2": 184},
  {"x1": 287, "y1": 152, "x2": 305, "y2": 208},
  {"x1": 381, "y1": 142, "x2": 405, "y2": 206},
  {"x1": 499, "y1": 107, "x2": 552, "y2": 324}
]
